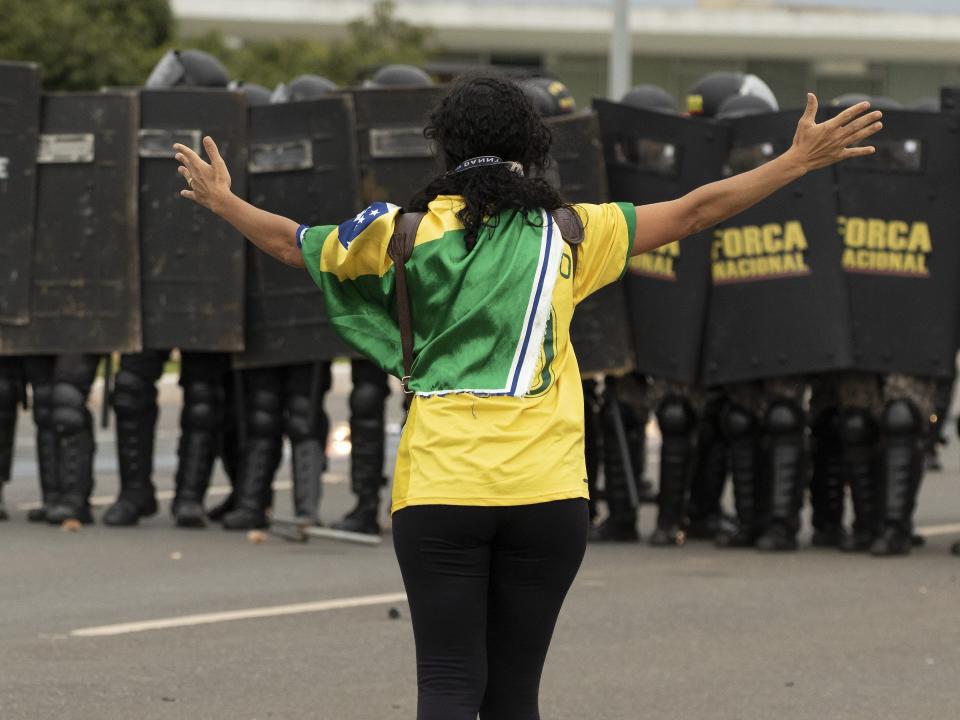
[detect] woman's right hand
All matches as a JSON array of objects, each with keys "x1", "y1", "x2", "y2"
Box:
[{"x1": 174, "y1": 136, "x2": 233, "y2": 214}]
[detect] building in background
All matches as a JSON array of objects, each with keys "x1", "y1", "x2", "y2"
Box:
[{"x1": 173, "y1": 0, "x2": 960, "y2": 107}]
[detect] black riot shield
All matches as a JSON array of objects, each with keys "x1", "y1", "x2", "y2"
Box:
[
  {"x1": 0, "y1": 92, "x2": 141, "y2": 355},
  {"x1": 545, "y1": 111, "x2": 634, "y2": 375},
  {"x1": 833, "y1": 109, "x2": 960, "y2": 378},
  {"x1": 700, "y1": 111, "x2": 854, "y2": 385},
  {"x1": 594, "y1": 100, "x2": 726, "y2": 384},
  {"x1": 0, "y1": 62, "x2": 41, "y2": 327},
  {"x1": 139, "y1": 88, "x2": 247, "y2": 351},
  {"x1": 235, "y1": 96, "x2": 361, "y2": 368},
  {"x1": 351, "y1": 86, "x2": 444, "y2": 205}
]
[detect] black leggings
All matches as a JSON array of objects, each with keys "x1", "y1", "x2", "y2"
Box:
[{"x1": 393, "y1": 499, "x2": 589, "y2": 720}]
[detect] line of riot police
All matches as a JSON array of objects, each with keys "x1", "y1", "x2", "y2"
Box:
[
  {"x1": 535, "y1": 70, "x2": 960, "y2": 557},
  {"x1": 0, "y1": 51, "x2": 445, "y2": 536}
]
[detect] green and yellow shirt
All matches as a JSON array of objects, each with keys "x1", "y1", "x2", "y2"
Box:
[{"x1": 299, "y1": 195, "x2": 634, "y2": 512}]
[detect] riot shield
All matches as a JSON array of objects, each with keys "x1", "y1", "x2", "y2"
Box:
[
  {"x1": 350, "y1": 86, "x2": 444, "y2": 205},
  {"x1": 833, "y1": 109, "x2": 960, "y2": 378},
  {"x1": 0, "y1": 92, "x2": 141, "y2": 355},
  {"x1": 544, "y1": 111, "x2": 634, "y2": 375},
  {"x1": 235, "y1": 96, "x2": 361, "y2": 368},
  {"x1": 594, "y1": 100, "x2": 725, "y2": 384},
  {"x1": 139, "y1": 88, "x2": 247, "y2": 351},
  {"x1": 700, "y1": 111, "x2": 853, "y2": 385},
  {"x1": 0, "y1": 62, "x2": 41, "y2": 327}
]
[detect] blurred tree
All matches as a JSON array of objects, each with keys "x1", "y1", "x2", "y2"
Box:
[
  {"x1": 0, "y1": 0, "x2": 174, "y2": 89},
  {"x1": 0, "y1": 0, "x2": 432, "y2": 91},
  {"x1": 190, "y1": 1, "x2": 433, "y2": 88}
]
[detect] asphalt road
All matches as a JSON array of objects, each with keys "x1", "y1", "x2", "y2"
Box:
[{"x1": 2, "y1": 365, "x2": 959, "y2": 719}]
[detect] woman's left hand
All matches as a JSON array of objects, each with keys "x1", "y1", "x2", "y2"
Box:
[{"x1": 788, "y1": 93, "x2": 883, "y2": 173}]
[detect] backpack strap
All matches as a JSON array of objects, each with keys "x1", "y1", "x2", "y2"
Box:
[
  {"x1": 387, "y1": 210, "x2": 426, "y2": 394},
  {"x1": 551, "y1": 206, "x2": 584, "y2": 278}
]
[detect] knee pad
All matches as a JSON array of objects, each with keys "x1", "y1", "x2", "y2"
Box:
[
  {"x1": 840, "y1": 408, "x2": 877, "y2": 446},
  {"x1": 181, "y1": 381, "x2": 221, "y2": 433},
  {"x1": 247, "y1": 389, "x2": 282, "y2": 438},
  {"x1": 766, "y1": 399, "x2": 804, "y2": 437},
  {"x1": 720, "y1": 403, "x2": 757, "y2": 441},
  {"x1": 51, "y1": 383, "x2": 90, "y2": 433},
  {"x1": 113, "y1": 369, "x2": 158, "y2": 419},
  {"x1": 0, "y1": 370, "x2": 19, "y2": 404},
  {"x1": 656, "y1": 396, "x2": 696, "y2": 437},
  {"x1": 881, "y1": 399, "x2": 921, "y2": 437},
  {"x1": 284, "y1": 393, "x2": 318, "y2": 441},
  {"x1": 350, "y1": 382, "x2": 386, "y2": 419},
  {"x1": 31, "y1": 384, "x2": 55, "y2": 428}
]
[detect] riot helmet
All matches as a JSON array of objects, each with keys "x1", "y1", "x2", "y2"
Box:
[
  {"x1": 687, "y1": 71, "x2": 778, "y2": 118},
  {"x1": 716, "y1": 93, "x2": 777, "y2": 120},
  {"x1": 145, "y1": 49, "x2": 230, "y2": 89},
  {"x1": 228, "y1": 81, "x2": 272, "y2": 106},
  {"x1": 620, "y1": 84, "x2": 678, "y2": 114},
  {"x1": 271, "y1": 74, "x2": 339, "y2": 103},
  {"x1": 518, "y1": 80, "x2": 560, "y2": 117},
  {"x1": 524, "y1": 77, "x2": 577, "y2": 115},
  {"x1": 367, "y1": 64, "x2": 433, "y2": 88}
]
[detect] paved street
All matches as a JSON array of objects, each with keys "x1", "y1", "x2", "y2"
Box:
[{"x1": 2, "y1": 364, "x2": 959, "y2": 719}]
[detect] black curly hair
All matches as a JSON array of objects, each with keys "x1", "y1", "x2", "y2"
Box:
[{"x1": 408, "y1": 74, "x2": 566, "y2": 249}]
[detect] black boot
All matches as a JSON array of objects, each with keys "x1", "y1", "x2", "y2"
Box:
[
  {"x1": 222, "y1": 437, "x2": 280, "y2": 530},
  {"x1": 716, "y1": 403, "x2": 763, "y2": 548},
  {"x1": 333, "y1": 364, "x2": 388, "y2": 536},
  {"x1": 590, "y1": 387, "x2": 639, "y2": 542},
  {"x1": 809, "y1": 407, "x2": 846, "y2": 548},
  {"x1": 46, "y1": 383, "x2": 95, "y2": 525},
  {"x1": 171, "y1": 381, "x2": 222, "y2": 528},
  {"x1": 871, "y1": 399, "x2": 923, "y2": 557},
  {"x1": 291, "y1": 439, "x2": 323, "y2": 523},
  {"x1": 25, "y1": 380, "x2": 58, "y2": 522},
  {"x1": 103, "y1": 371, "x2": 158, "y2": 526},
  {"x1": 756, "y1": 400, "x2": 806, "y2": 552},
  {"x1": 686, "y1": 393, "x2": 733, "y2": 540},
  {"x1": 839, "y1": 409, "x2": 880, "y2": 553},
  {"x1": 650, "y1": 397, "x2": 695, "y2": 547}
]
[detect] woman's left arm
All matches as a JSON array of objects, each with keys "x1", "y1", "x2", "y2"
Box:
[{"x1": 630, "y1": 93, "x2": 883, "y2": 257}]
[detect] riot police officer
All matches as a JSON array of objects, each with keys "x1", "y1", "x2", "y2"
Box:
[{"x1": 103, "y1": 49, "x2": 237, "y2": 528}]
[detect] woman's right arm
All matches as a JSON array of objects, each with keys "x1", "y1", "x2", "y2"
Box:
[{"x1": 174, "y1": 137, "x2": 305, "y2": 268}]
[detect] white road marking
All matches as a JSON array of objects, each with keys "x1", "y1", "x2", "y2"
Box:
[
  {"x1": 70, "y1": 592, "x2": 407, "y2": 638},
  {"x1": 916, "y1": 522, "x2": 960, "y2": 537}
]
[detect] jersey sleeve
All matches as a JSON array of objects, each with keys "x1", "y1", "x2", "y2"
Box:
[
  {"x1": 298, "y1": 202, "x2": 405, "y2": 376},
  {"x1": 569, "y1": 202, "x2": 635, "y2": 304}
]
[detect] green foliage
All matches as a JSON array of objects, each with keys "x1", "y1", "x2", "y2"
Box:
[
  {"x1": 0, "y1": 0, "x2": 431, "y2": 91},
  {"x1": 0, "y1": 0, "x2": 174, "y2": 90},
  {"x1": 189, "y1": 1, "x2": 433, "y2": 88}
]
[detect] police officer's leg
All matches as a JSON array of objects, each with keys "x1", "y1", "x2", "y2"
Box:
[
  {"x1": 716, "y1": 399, "x2": 763, "y2": 548},
  {"x1": 172, "y1": 352, "x2": 229, "y2": 527},
  {"x1": 925, "y1": 375, "x2": 953, "y2": 472},
  {"x1": 333, "y1": 359, "x2": 390, "y2": 535},
  {"x1": 872, "y1": 380, "x2": 929, "y2": 557},
  {"x1": 756, "y1": 396, "x2": 807, "y2": 552},
  {"x1": 222, "y1": 368, "x2": 283, "y2": 530},
  {"x1": 838, "y1": 407, "x2": 880, "y2": 552},
  {"x1": 809, "y1": 404, "x2": 846, "y2": 548},
  {"x1": 46, "y1": 354, "x2": 100, "y2": 524},
  {"x1": 650, "y1": 394, "x2": 697, "y2": 546},
  {"x1": 685, "y1": 389, "x2": 734, "y2": 540},
  {"x1": 23, "y1": 357, "x2": 58, "y2": 522},
  {"x1": 589, "y1": 376, "x2": 639, "y2": 542},
  {"x1": 0, "y1": 358, "x2": 22, "y2": 520},
  {"x1": 582, "y1": 379, "x2": 601, "y2": 523},
  {"x1": 284, "y1": 362, "x2": 331, "y2": 523},
  {"x1": 103, "y1": 351, "x2": 165, "y2": 526},
  {"x1": 209, "y1": 370, "x2": 241, "y2": 520}
]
